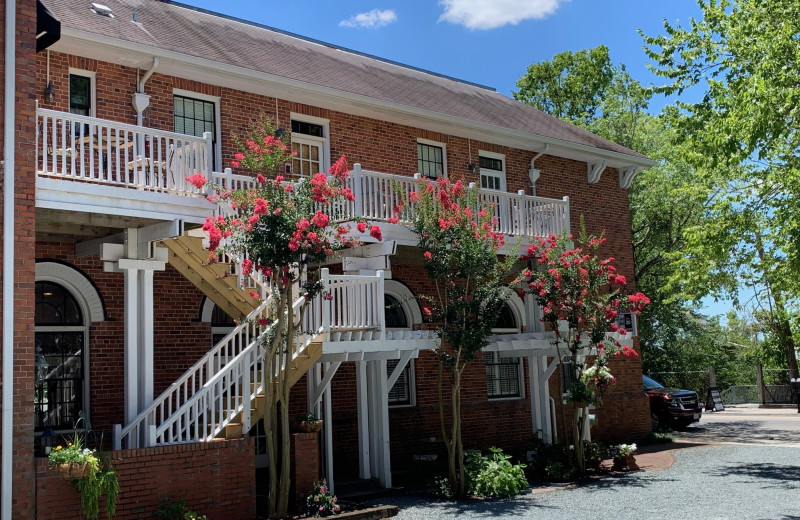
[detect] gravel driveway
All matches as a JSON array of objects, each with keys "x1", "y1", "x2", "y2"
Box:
[{"x1": 379, "y1": 444, "x2": 800, "y2": 520}]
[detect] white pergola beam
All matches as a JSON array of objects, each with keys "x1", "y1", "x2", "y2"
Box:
[
  {"x1": 386, "y1": 350, "x2": 413, "y2": 390},
  {"x1": 75, "y1": 232, "x2": 124, "y2": 258},
  {"x1": 310, "y1": 361, "x2": 342, "y2": 406}
]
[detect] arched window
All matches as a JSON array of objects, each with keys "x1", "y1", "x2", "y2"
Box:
[
  {"x1": 485, "y1": 300, "x2": 525, "y2": 399},
  {"x1": 34, "y1": 281, "x2": 88, "y2": 433}
]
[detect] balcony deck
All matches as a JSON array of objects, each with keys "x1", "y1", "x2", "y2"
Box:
[{"x1": 36, "y1": 108, "x2": 570, "y2": 244}]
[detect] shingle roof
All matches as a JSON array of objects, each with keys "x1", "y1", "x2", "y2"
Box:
[{"x1": 43, "y1": 0, "x2": 649, "y2": 161}]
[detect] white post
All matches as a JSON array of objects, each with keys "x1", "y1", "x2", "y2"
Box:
[
  {"x1": 377, "y1": 271, "x2": 386, "y2": 340},
  {"x1": 529, "y1": 356, "x2": 542, "y2": 439},
  {"x1": 377, "y1": 358, "x2": 391, "y2": 488},
  {"x1": 242, "y1": 354, "x2": 251, "y2": 433},
  {"x1": 540, "y1": 356, "x2": 554, "y2": 444},
  {"x1": 517, "y1": 190, "x2": 527, "y2": 237},
  {"x1": 138, "y1": 269, "x2": 155, "y2": 411},
  {"x1": 147, "y1": 424, "x2": 157, "y2": 447},
  {"x1": 224, "y1": 166, "x2": 233, "y2": 192},
  {"x1": 324, "y1": 363, "x2": 335, "y2": 494},
  {"x1": 123, "y1": 267, "x2": 140, "y2": 429},
  {"x1": 112, "y1": 424, "x2": 122, "y2": 451},
  {"x1": 356, "y1": 361, "x2": 371, "y2": 479},
  {"x1": 352, "y1": 163, "x2": 363, "y2": 218},
  {"x1": 367, "y1": 361, "x2": 380, "y2": 478},
  {"x1": 203, "y1": 130, "x2": 213, "y2": 175},
  {"x1": 562, "y1": 196, "x2": 570, "y2": 236},
  {"x1": 321, "y1": 268, "x2": 331, "y2": 334}
]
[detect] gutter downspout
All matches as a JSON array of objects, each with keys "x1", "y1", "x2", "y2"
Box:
[
  {"x1": 529, "y1": 144, "x2": 549, "y2": 195},
  {"x1": 132, "y1": 58, "x2": 157, "y2": 161},
  {"x1": 133, "y1": 57, "x2": 157, "y2": 127},
  {"x1": 2, "y1": 0, "x2": 17, "y2": 516}
]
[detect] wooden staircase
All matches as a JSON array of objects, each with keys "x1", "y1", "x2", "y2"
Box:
[
  {"x1": 158, "y1": 233, "x2": 260, "y2": 319},
  {"x1": 155, "y1": 231, "x2": 324, "y2": 442},
  {"x1": 214, "y1": 341, "x2": 323, "y2": 440}
]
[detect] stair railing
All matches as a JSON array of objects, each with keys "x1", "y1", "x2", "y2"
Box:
[
  {"x1": 114, "y1": 298, "x2": 272, "y2": 449},
  {"x1": 154, "y1": 293, "x2": 320, "y2": 445}
]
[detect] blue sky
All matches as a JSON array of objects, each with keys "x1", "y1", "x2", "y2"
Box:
[{"x1": 187, "y1": 0, "x2": 728, "y2": 318}]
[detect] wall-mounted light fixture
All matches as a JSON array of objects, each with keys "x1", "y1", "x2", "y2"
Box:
[
  {"x1": 468, "y1": 162, "x2": 477, "y2": 174},
  {"x1": 274, "y1": 128, "x2": 286, "y2": 138},
  {"x1": 44, "y1": 81, "x2": 55, "y2": 104}
]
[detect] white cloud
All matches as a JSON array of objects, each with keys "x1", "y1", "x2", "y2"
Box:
[
  {"x1": 438, "y1": 0, "x2": 568, "y2": 30},
  {"x1": 339, "y1": 9, "x2": 398, "y2": 29}
]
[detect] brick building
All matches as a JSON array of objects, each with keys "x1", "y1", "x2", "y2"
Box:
[{"x1": 1, "y1": 0, "x2": 653, "y2": 518}]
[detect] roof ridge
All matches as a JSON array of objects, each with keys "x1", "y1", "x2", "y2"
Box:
[{"x1": 157, "y1": 0, "x2": 497, "y2": 92}]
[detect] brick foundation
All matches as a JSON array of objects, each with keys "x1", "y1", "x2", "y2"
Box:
[
  {"x1": 291, "y1": 432, "x2": 321, "y2": 508},
  {"x1": 35, "y1": 439, "x2": 256, "y2": 520}
]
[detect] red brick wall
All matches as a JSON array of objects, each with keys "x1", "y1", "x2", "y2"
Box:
[
  {"x1": 0, "y1": 1, "x2": 42, "y2": 518},
  {"x1": 35, "y1": 439, "x2": 256, "y2": 520},
  {"x1": 291, "y1": 432, "x2": 320, "y2": 506}
]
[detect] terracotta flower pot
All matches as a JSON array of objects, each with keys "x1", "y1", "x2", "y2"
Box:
[
  {"x1": 612, "y1": 454, "x2": 638, "y2": 471},
  {"x1": 298, "y1": 420, "x2": 323, "y2": 433},
  {"x1": 54, "y1": 461, "x2": 91, "y2": 480}
]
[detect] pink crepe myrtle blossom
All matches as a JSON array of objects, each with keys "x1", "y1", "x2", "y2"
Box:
[{"x1": 186, "y1": 173, "x2": 208, "y2": 189}]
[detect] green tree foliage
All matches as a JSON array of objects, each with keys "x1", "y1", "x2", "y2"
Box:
[
  {"x1": 515, "y1": 45, "x2": 714, "y2": 375},
  {"x1": 642, "y1": 0, "x2": 800, "y2": 377}
]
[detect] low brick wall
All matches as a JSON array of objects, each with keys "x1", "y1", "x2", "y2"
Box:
[
  {"x1": 291, "y1": 432, "x2": 321, "y2": 507},
  {"x1": 35, "y1": 439, "x2": 256, "y2": 520}
]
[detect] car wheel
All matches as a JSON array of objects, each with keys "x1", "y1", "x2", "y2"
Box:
[{"x1": 650, "y1": 412, "x2": 660, "y2": 432}]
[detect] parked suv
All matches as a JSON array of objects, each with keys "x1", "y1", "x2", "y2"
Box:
[{"x1": 643, "y1": 375, "x2": 702, "y2": 431}]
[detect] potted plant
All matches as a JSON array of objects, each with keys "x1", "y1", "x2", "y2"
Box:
[
  {"x1": 609, "y1": 443, "x2": 639, "y2": 471},
  {"x1": 48, "y1": 431, "x2": 119, "y2": 519},
  {"x1": 297, "y1": 412, "x2": 323, "y2": 433}
]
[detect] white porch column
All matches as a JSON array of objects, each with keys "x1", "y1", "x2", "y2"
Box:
[
  {"x1": 356, "y1": 361, "x2": 371, "y2": 479},
  {"x1": 323, "y1": 363, "x2": 335, "y2": 494},
  {"x1": 367, "y1": 361, "x2": 380, "y2": 478},
  {"x1": 122, "y1": 267, "x2": 139, "y2": 425},
  {"x1": 109, "y1": 229, "x2": 166, "y2": 431},
  {"x1": 529, "y1": 355, "x2": 542, "y2": 439},
  {"x1": 138, "y1": 268, "x2": 155, "y2": 410},
  {"x1": 539, "y1": 356, "x2": 558, "y2": 444},
  {"x1": 376, "y1": 358, "x2": 391, "y2": 488}
]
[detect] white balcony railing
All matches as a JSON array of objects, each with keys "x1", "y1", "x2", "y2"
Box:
[
  {"x1": 36, "y1": 107, "x2": 212, "y2": 195},
  {"x1": 339, "y1": 165, "x2": 570, "y2": 240},
  {"x1": 36, "y1": 108, "x2": 569, "y2": 242},
  {"x1": 212, "y1": 165, "x2": 571, "y2": 242}
]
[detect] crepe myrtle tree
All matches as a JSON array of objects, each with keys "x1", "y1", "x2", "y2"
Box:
[
  {"x1": 519, "y1": 228, "x2": 649, "y2": 474},
  {"x1": 186, "y1": 116, "x2": 381, "y2": 517},
  {"x1": 403, "y1": 177, "x2": 517, "y2": 498}
]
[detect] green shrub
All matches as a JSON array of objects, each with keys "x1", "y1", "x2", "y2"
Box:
[
  {"x1": 544, "y1": 461, "x2": 577, "y2": 482},
  {"x1": 464, "y1": 447, "x2": 528, "y2": 498},
  {"x1": 156, "y1": 498, "x2": 207, "y2": 520}
]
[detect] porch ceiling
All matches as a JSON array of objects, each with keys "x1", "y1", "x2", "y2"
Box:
[{"x1": 36, "y1": 207, "x2": 164, "y2": 243}]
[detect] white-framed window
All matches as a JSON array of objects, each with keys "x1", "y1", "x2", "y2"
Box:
[
  {"x1": 34, "y1": 261, "x2": 105, "y2": 456},
  {"x1": 417, "y1": 138, "x2": 447, "y2": 179},
  {"x1": 68, "y1": 69, "x2": 96, "y2": 119},
  {"x1": 291, "y1": 113, "x2": 330, "y2": 177},
  {"x1": 486, "y1": 294, "x2": 526, "y2": 400},
  {"x1": 173, "y1": 88, "x2": 222, "y2": 171},
  {"x1": 479, "y1": 150, "x2": 506, "y2": 191}
]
